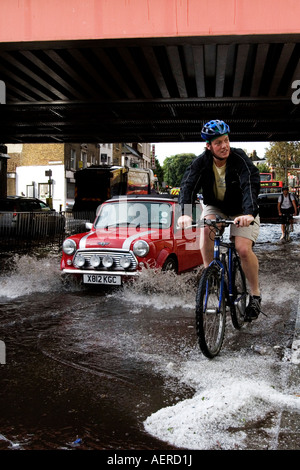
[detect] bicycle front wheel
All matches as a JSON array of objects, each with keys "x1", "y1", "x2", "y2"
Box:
[
  {"x1": 230, "y1": 254, "x2": 247, "y2": 330},
  {"x1": 196, "y1": 265, "x2": 226, "y2": 358}
]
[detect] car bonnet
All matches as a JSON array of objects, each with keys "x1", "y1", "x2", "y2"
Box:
[{"x1": 78, "y1": 227, "x2": 159, "y2": 250}]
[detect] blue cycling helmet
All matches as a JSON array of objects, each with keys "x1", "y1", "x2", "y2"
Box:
[{"x1": 201, "y1": 120, "x2": 230, "y2": 142}]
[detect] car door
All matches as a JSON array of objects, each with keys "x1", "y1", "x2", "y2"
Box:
[{"x1": 173, "y1": 204, "x2": 203, "y2": 272}]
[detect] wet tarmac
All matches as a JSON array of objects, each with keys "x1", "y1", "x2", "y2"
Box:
[{"x1": 0, "y1": 223, "x2": 300, "y2": 452}]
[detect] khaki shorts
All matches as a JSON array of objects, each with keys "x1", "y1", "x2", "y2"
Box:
[{"x1": 201, "y1": 204, "x2": 260, "y2": 243}]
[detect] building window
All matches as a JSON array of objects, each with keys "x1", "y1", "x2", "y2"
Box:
[
  {"x1": 101, "y1": 153, "x2": 107, "y2": 164},
  {"x1": 38, "y1": 183, "x2": 49, "y2": 200},
  {"x1": 70, "y1": 149, "x2": 76, "y2": 170},
  {"x1": 81, "y1": 151, "x2": 87, "y2": 169},
  {"x1": 26, "y1": 184, "x2": 34, "y2": 197},
  {"x1": 66, "y1": 181, "x2": 75, "y2": 199}
]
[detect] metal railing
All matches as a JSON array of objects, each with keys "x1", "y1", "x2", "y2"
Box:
[{"x1": 0, "y1": 211, "x2": 95, "y2": 252}]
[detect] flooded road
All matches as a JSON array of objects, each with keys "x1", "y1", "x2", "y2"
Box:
[{"x1": 0, "y1": 223, "x2": 300, "y2": 451}]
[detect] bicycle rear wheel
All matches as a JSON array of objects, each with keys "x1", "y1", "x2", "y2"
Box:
[
  {"x1": 230, "y1": 254, "x2": 247, "y2": 329},
  {"x1": 196, "y1": 265, "x2": 226, "y2": 358}
]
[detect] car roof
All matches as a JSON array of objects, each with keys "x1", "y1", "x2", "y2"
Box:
[
  {"x1": 6, "y1": 195, "x2": 49, "y2": 203},
  {"x1": 7, "y1": 196, "x2": 38, "y2": 200},
  {"x1": 108, "y1": 194, "x2": 178, "y2": 203},
  {"x1": 258, "y1": 192, "x2": 282, "y2": 197}
]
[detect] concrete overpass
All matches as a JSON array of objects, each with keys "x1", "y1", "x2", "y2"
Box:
[{"x1": 0, "y1": 0, "x2": 300, "y2": 144}]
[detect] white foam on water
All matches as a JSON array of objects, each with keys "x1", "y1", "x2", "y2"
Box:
[
  {"x1": 143, "y1": 353, "x2": 300, "y2": 450},
  {"x1": 0, "y1": 254, "x2": 64, "y2": 298},
  {"x1": 120, "y1": 266, "x2": 202, "y2": 311}
]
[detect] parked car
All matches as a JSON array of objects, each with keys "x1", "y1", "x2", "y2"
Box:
[
  {"x1": 0, "y1": 196, "x2": 65, "y2": 236},
  {"x1": 258, "y1": 191, "x2": 299, "y2": 222},
  {"x1": 60, "y1": 195, "x2": 203, "y2": 286}
]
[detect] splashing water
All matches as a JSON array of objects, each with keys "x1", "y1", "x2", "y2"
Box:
[
  {"x1": 120, "y1": 266, "x2": 203, "y2": 311},
  {"x1": 0, "y1": 253, "x2": 203, "y2": 306},
  {"x1": 0, "y1": 254, "x2": 64, "y2": 299}
]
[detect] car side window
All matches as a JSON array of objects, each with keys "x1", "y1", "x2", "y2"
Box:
[
  {"x1": 28, "y1": 201, "x2": 41, "y2": 211},
  {"x1": 38, "y1": 201, "x2": 51, "y2": 211},
  {"x1": 19, "y1": 200, "x2": 33, "y2": 211},
  {"x1": 149, "y1": 203, "x2": 172, "y2": 228},
  {"x1": 158, "y1": 204, "x2": 172, "y2": 227}
]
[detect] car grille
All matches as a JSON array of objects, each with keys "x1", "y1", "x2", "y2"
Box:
[{"x1": 73, "y1": 249, "x2": 137, "y2": 271}]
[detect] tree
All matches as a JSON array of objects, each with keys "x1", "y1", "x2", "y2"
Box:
[
  {"x1": 153, "y1": 158, "x2": 164, "y2": 186},
  {"x1": 265, "y1": 142, "x2": 300, "y2": 184},
  {"x1": 162, "y1": 153, "x2": 196, "y2": 187},
  {"x1": 256, "y1": 162, "x2": 271, "y2": 173}
]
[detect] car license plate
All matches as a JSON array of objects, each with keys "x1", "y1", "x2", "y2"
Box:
[{"x1": 83, "y1": 274, "x2": 121, "y2": 285}]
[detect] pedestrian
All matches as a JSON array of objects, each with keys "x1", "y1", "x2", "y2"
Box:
[
  {"x1": 278, "y1": 186, "x2": 298, "y2": 239},
  {"x1": 177, "y1": 119, "x2": 262, "y2": 322}
]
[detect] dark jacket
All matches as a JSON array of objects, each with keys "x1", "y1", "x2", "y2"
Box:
[{"x1": 179, "y1": 147, "x2": 261, "y2": 217}]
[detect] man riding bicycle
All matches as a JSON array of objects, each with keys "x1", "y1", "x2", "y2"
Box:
[
  {"x1": 177, "y1": 119, "x2": 262, "y2": 322},
  {"x1": 278, "y1": 186, "x2": 297, "y2": 240}
]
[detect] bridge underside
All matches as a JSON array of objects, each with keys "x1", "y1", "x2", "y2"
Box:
[{"x1": 1, "y1": 34, "x2": 300, "y2": 144}]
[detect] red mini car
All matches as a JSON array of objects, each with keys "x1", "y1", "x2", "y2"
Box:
[{"x1": 60, "y1": 195, "x2": 203, "y2": 286}]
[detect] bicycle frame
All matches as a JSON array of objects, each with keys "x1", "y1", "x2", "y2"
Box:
[{"x1": 204, "y1": 220, "x2": 237, "y2": 312}]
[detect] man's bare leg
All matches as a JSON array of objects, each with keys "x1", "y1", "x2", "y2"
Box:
[
  {"x1": 199, "y1": 215, "x2": 216, "y2": 267},
  {"x1": 234, "y1": 236, "x2": 260, "y2": 296}
]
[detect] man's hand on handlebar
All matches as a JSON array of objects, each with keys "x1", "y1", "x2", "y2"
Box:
[
  {"x1": 233, "y1": 214, "x2": 255, "y2": 227},
  {"x1": 178, "y1": 214, "x2": 255, "y2": 228},
  {"x1": 177, "y1": 215, "x2": 193, "y2": 228}
]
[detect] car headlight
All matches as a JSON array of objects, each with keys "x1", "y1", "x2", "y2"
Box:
[
  {"x1": 90, "y1": 254, "x2": 101, "y2": 267},
  {"x1": 75, "y1": 254, "x2": 86, "y2": 267},
  {"x1": 119, "y1": 255, "x2": 131, "y2": 269},
  {"x1": 62, "y1": 238, "x2": 76, "y2": 255},
  {"x1": 102, "y1": 255, "x2": 114, "y2": 268},
  {"x1": 133, "y1": 240, "x2": 149, "y2": 257}
]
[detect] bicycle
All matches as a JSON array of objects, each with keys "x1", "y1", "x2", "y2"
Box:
[
  {"x1": 195, "y1": 217, "x2": 248, "y2": 358},
  {"x1": 280, "y1": 213, "x2": 293, "y2": 242}
]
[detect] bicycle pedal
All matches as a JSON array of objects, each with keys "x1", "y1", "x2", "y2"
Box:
[{"x1": 260, "y1": 309, "x2": 268, "y2": 317}]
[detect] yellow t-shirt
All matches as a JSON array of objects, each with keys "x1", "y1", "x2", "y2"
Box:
[{"x1": 213, "y1": 162, "x2": 226, "y2": 201}]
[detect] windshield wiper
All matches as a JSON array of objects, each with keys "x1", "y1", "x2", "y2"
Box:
[{"x1": 102, "y1": 222, "x2": 131, "y2": 229}]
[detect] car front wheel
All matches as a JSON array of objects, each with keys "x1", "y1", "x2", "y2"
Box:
[{"x1": 162, "y1": 256, "x2": 177, "y2": 273}]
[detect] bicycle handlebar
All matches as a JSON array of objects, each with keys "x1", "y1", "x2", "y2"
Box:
[
  {"x1": 202, "y1": 218, "x2": 235, "y2": 226},
  {"x1": 179, "y1": 217, "x2": 254, "y2": 229}
]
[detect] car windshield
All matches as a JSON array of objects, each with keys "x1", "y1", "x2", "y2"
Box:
[
  {"x1": 94, "y1": 201, "x2": 173, "y2": 229},
  {"x1": 37, "y1": 200, "x2": 52, "y2": 211}
]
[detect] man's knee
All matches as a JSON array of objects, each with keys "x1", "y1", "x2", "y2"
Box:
[{"x1": 235, "y1": 238, "x2": 253, "y2": 260}]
